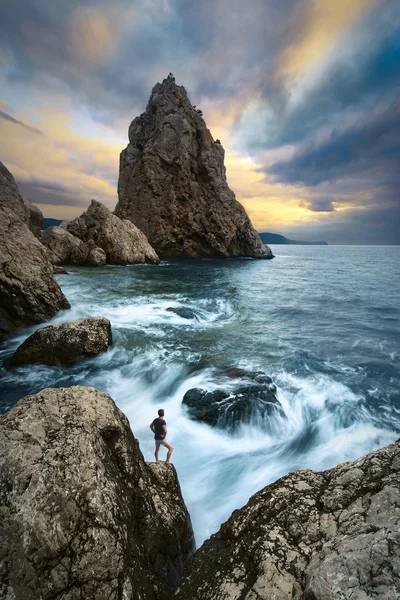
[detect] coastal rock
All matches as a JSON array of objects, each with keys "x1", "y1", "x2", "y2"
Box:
[
  {"x1": 176, "y1": 439, "x2": 400, "y2": 600},
  {"x1": 166, "y1": 307, "x2": 199, "y2": 320},
  {"x1": 41, "y1": 226, "x2": 100, "y2": 266},
  {"x1": 66, "y1": 200, "x2": 159, "y2": 265},
  {"x1": 115, "y1": 74, "x2": 273, "y2": 259},
  {"x1": 0, "y1": 162, "x2": 70, "y2": 337},
  {"x1": 10, "y1": 316, "x2": 112, "y2": 367},
  {"x1": 0, "y1": 386, "x2": 195, "y2": 600},
  {"x1": 53, "y1": 265, "x2": 68, "y2": 274},
  {"x1": 23, "y1": 198, "x2": 43, "y2": 238},
  {"x1": 182, "y1": 377, "x2": 281, "y2": 431}
]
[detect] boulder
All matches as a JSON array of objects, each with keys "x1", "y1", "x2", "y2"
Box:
[
  {"x1": 176, "y1": 439, "x2": 400, "y2": 600},
  {"x1": 41, "y1": 226, "x2": 100, "y2": 266},
  {"x1": 0, "y1": 386, "x2": 195, "y2": 600},
  {"x1": 0, "y1": 162, "x2": 70, "y2": 337},
  {"x1": 182, "y1": 376, "x2": 282, "y2": 431},
  {"x1": 166, "y1": 307, "x2": 199, "y2": 320},
  {"x1": 115, "y1": 74, "x2": 274, "y2": 259},
  {"x1": 66, "y1": 200, "x2": 159, "y2": 265},
  {"x1": 10, "y1": 316, "x2": 112, "y2": 367}
]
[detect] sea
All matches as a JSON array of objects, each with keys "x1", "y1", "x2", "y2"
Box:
[{"x1": 1, "y1": 245, "x2": 399, "y2": 546}]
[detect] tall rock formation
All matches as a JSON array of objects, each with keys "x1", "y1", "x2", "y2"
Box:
[
  {"x1": 176, "y1": 439, "x2": 400, "y2": 600},
  {"x1": 0, "y1": 162, "x2": 70, "y2": 337},
  {"x1": 0, "y1": 386, "x2": 195, "y2": 600},
  {"x1": 115, "y1": 75, "x2": 273, "y2": 259}
]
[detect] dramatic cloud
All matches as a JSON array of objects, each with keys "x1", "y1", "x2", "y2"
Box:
[{"x1": 0, "y1": 0, "x2": 399, "y2": 242}]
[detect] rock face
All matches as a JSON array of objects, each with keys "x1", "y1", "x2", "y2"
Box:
[
  {"x1": 182, "y1": 369, "x2": 281, "y2": 431},
  {"x1": 115, "y1": 75, "x2": 273, "y2": 259},
  {"x1": 176, "y1": 439, "x2": 400, "y2": 600},
  {"x1": 65, "y1": 199, "x2": 159, "y2": 265},
  {"x1": 10, "y1": 317, "x2": 112, "y2": 366},
  {"x1": 0, "y1": 162, "x2": 70, "y2": 337},
  {"x1": 0, "y1": 386, "x2": 195, "y2": 600}
]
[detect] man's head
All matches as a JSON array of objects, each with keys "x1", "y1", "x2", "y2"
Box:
[{"x1": 158, "y1": 409, "x2": 164, "y2": 417}]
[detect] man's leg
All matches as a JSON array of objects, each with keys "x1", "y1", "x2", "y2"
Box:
[
  {"x1": 155, "y1": 442, "x2": 160, "y2": 463},
  {"x1": 164, "y1": 442, "x2": 174, "y2": 464}
]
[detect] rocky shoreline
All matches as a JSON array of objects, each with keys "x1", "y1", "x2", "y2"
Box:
[
  {"x1": 1, "y1": 76, "x2": 398, "y2": 599},
  {"x1": 1, "y1": 386, "x2": 398, "y2": 599}
]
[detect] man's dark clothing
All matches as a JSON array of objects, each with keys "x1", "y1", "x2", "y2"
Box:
[{"x1": 152, "y1": 418, "x2": 166, "y2": 440}]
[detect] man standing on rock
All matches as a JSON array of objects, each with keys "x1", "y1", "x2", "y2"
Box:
[{"x1": 150, "y1": 409, "x2": 174, "y2": 465}]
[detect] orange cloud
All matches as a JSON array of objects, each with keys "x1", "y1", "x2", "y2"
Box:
[
  {"x1": 277, "y1": 0, "x2": 377, "y2": 82},
  {"x1": 0, "y1": 104, "x2": 122, "y2": 218}
]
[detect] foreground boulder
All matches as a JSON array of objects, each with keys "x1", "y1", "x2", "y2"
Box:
[
  {"x1": 65, "y1": 200, "x2": 159, "y2": 265},
  {"x1": 10, "y1": 316, "x2": 112, "y2": 367},
  {"x1": 0, "y1": 162, "x2": 70, "y2": 337},
  {"x1": 0, "y1": 386, "x2": 195, "y2": 600},
  {"x1": 176, "y1": 439, "x2": 400, "y2": 600},
  {"x1": 115, "y1": 74, "x2": 273, "y2": 259}
]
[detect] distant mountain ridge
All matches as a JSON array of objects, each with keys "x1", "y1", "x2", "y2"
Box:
[
  {"x1": 42, "y1": 218, "x2": 63, "y2": 229},
  {"x1": 259, "y1": 232, "x2": 328, "y2": 245}
]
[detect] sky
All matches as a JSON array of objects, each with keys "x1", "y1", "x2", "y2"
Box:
[{"x1": 0, "y1": 0, "x2": 399, "y2": 244}]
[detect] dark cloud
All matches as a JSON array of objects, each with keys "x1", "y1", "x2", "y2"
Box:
[
  {"x1": 0, "y1": 110, "x2": 43, "y2": 135},
  {"x1": 268, "y1": 102, "x2": 400, "y2": 188},
  {"x1": 18, "y1": 180, "x2": 85, "y2": 207}
]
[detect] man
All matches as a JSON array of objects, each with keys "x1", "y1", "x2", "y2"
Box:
[{"x1": 150, "y1": 409, "x2": 174, "y2": 465}]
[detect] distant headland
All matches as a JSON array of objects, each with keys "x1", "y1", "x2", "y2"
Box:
[{"x1": 259, "y1": 232, "x2": 328, "y2": 245}]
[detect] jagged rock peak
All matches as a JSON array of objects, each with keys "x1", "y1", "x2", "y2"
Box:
[{"x1": 115, "y1": 75, "x2": 273, "y2": 259}]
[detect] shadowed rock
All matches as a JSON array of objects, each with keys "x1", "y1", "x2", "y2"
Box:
[
  {"x1": 115, "y1": 74, "x2": 273, "y2": 259},
  {"x1": 0, "y1": 162, "x2": 70, "y2": 337},
  {"x1": 182, "y1": 375, "x2": 282, "y2": 431},
  {"x1": 65, "y1": 200, "x2": 159, "y2": 265},
  {"x1": 0, "y1": 386, "x2": 195, "y2": 600},
  {"x1": 176, "y1": 439, "x2": 400, "y2": 600},
  {"x1": 10, "y1": 316, "x2": 112, "y2": 366}
]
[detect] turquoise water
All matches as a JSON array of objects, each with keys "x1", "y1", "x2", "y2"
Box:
[{"x1": 1, "y1": 246, "x2": 399, "y2": 544}]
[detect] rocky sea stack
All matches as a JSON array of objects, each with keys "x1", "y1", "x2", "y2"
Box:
[
  {"x1": 0, "y1": 162, "x2": 70, "y2": 337},
  {"x1": 115, "y1": 75, "x2": 273, "y2": 259}
]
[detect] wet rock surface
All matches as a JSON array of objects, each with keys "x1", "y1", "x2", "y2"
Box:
[
  {"x1": 0, "y1": 162, "x2": 70, "y2": 337},
  {"x1": 182, "y1": 370, "x2": 281, "y2": 430},
  {"x1": 66, "y1": 200, "x2": 159, "y2": 265},
  {"x1": 166, "y1": 307, "x2": 199, "y2": 320},
  {"x1": 176, "y1": 439, "x2": 400, "y2": 600},
  {"x1": 0, "y1": 386, "x2": 195, "y2": 600},
  {"x1": 10, "y1": 316, "x2": 112, "y2": 366},
  {"x1": 115, "y1": 75, "x2": 273, "y2": 259}
]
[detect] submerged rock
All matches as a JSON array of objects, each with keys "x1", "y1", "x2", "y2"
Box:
[
  {"x1": 176, "y1": 438, "x2": 400, "y2": 600},
  {"x1": 10, "y1": 316, "x2": 112, "y2": 366},
  {"x1": 182, "y1": 376, "x2": 281, "y2": 431},
  {"x1": 0, "y1": 162, "x2": 70, "y2": 337},
  {"x1": 166, "y1": 307, "x2": 199, "y2": 320},
  {"x1": 115, "y1": 74, "x2": 274, "y2": 259},
  {"x1": 0, "y1": 386, "x2": 195, "y2": 600},
  {"x1": 66, "y1": 199, "x2": 159, "y2": 265}
]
